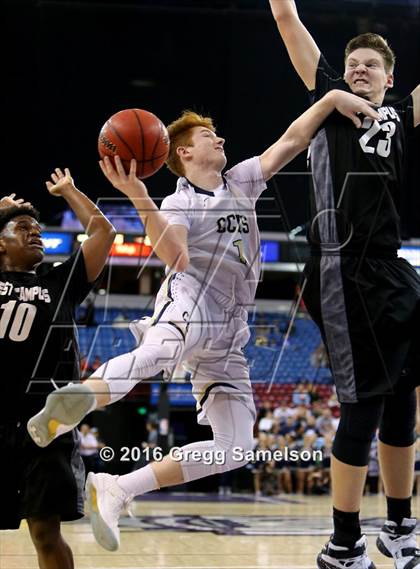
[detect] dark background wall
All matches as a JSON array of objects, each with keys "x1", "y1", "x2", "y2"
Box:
[{"x1": 3, "y1": 0, "x2": 420, "y2": 235}]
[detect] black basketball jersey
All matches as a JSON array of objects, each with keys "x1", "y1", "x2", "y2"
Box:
[
  {"x1": 0, "y1": 250, "x2": 93, "y2": 423},
  {"x1": 308, "y1": 55, "x2": 414, "y2": 254}
]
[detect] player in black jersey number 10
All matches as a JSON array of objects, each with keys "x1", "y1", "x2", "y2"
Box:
[{"x1": 0, "y1": 170, "x2": 115, "y2": 569}]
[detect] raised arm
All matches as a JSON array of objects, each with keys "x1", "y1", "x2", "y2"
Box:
[
  {"x1": 99, "y1": 156, "x2": 189, "y2": 272},
  {"x1": 269, "y1": 0, "x2": 320, "y2": 90},
  {"x1": 260, "y1": 90, "x2": 380, "y2": 180},
  {"x1": 0, "y1": 193, "x2": 32, "y2": 209},
  {"x1": 46, "y1": 168, "x2": 116, "y2": 282},
  {"x1": 412, "y1": 84, "x2": 420, "y2": 128}
]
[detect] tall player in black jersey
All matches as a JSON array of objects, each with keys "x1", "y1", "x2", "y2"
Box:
[
  {"x1": 0, "y1": 171, "x2": 115, "y2": 569},
  {"x1": 269, "y1": 2, "x2": 420, "y2": 568}
]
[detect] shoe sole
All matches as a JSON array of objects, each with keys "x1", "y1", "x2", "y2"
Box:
[
  {"x1": 317, "y1": 553, "x2": 330, "y2": 569},
  {"x1": 86, "y1": 473, "x2": 119, "y2": 552},
  {"x1": 317, "y1": 552, "x2": 377, "y2": 569},
  {"x1": 376, "y1": 536, "x2": 393, "y2": 558},
  {"x1": 27, "y1": 384, "x2": 95, "y2": 448}
]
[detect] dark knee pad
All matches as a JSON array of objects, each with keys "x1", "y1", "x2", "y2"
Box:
[
  {"x1": 332, "y1": 397, "x2": 384, "y2": 467},
  {"x1": 379, "y1": 388, "x2": 416, "y2": 447}
]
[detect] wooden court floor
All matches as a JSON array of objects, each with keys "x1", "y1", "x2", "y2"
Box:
[{"x1": 1, "y1": 494, "x2": 418, "y2": 568}]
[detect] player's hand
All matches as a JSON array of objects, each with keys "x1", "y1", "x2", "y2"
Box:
[
  {"x1": 330, "y1": 89, "x2": 380, "y2": 128},
  {"x1": 0, "y1": 193, "x2": 33, "y2": 209},
  {"x1": 99, "y1": 156, "x2": 148, "y2": 198},
  {"x1": 46, "y1": 168, "x2": 76, "y2": 197}
]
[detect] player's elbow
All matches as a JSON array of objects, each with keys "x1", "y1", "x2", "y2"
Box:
[
  {"x1": 273, "y1": 11, "x2": 298, "y2": 29},
  {"x1": 103, "y1": 224, "x2": 117, "y2": 247}
]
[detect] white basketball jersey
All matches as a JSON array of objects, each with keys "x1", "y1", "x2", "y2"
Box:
[{"x1": 160, "y1": 157, "x2": 266, "y2": 309}]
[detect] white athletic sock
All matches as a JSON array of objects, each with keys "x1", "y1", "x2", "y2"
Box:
[{"x1": 118, "y1": 464, "x2": 159, "y2": 496}]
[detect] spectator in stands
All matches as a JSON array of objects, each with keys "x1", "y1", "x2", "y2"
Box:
[
  {"x1": 296, "y1": 432, "x2": 317, "y2": 494},
  {"x1": 295, "y1": 404, "x2": 313, "y2": 425},
  {"x1": 79, "y1": 424, "x2": 100, "y2": 478},
  {"x1": 258, "y1": 410, "x2": 275, "y2": 433},
  {"x1": 275, "y1": 435, "x2": 292, "y2": 494},
  {"x1": 303, "y1": 381, "x2": 321, "y2": 403},
  {"x1": 292, "y1": 383, "x2": 311, "y2": 406},
  {"x1": 307, "y1": 465, "x2": 330, "y2": 495},
  {"x1": 315, "y1": 408, "x2": 338, "y2": 436},
  {"x1": 279, "y1": 416, "x2": 296, "y2": 437},
  {"x1": 249, "y1": 433, "x2": 270, "y2": 498},
  {"x1": 327, "y1": 390, "x2": 340, "y2": 416},
  {"x1": 273, "y1": 400, "x2": 295, "y2": 423}
]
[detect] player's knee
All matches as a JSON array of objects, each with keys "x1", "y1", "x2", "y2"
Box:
[
  {"x1": 215, "y1": 427, "x2": 254, "y2": 472},
  {"x1": 379, "y1": 389, "x2": 417, "y2": 447},
  {"x1": 332, "y1": 398, "x2": 383, "y2": 467},
  {"x1": 28, "y1": 517, "x2": 61, "y2": 551}
]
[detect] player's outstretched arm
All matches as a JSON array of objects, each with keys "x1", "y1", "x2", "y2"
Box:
[
  {"x1": 99, "y1": 156, "x2": 189, "y2": 272},
  {"x1": 269, "y1": 0, "x2": 320, "y2": 90},
  {"x1": 412, "y1": 84, "x2": 420, "y2": 128},
  {"x1": 0, "y1": 193, "x2": 33, "y2": 209},
  {"x1": 46, "y1": 168, "x2": 116, "y2": 282},
  {"x1": 260, "y1": 90, "x2": 380, "y2": 180}
]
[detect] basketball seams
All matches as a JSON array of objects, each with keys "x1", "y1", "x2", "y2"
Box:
[{"x1": 107, "y1": 120, "x2": 136, "y2": 160}]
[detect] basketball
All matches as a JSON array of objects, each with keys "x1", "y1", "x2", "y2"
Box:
[{"x1": 98, "y1": 109, "x2": 170, "y2": 179}]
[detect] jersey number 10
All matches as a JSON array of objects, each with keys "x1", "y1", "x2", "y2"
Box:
[{"x1": 0, "y1": 300, "x2": 37, "y2": 342}]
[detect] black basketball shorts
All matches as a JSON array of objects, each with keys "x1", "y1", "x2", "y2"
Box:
[
  {"x1": 303, "y1": 254, "x2": 420, "y2": 403},
  {"x1": 0, "y1": 423, "x2": 84, "y2": 529}
]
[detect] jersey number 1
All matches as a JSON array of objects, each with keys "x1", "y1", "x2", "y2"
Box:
[
  {"x1": 0, "y1": 300, "x2": 37, "y2": 342},
  {"x1": 233, "y1": 239, "x2": 249, "y2": 265}
]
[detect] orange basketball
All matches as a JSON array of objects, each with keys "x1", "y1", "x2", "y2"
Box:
[{"x1": 98, "y1": 108, "x2": 169, "y2": 179}]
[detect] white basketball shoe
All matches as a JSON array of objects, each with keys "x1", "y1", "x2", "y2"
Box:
[
  {"x1": 376, "y1": 518, "x2": 420, "y2": 569},
  {"x1": 317, "y1": 535, "x2": 376, "y2": 569},
  {"x1": 86, "y1": 472, "x2": 132, "y2": 551},
  {"x1": 27, "y1": 383, "x2": 95, "y2": 447}
]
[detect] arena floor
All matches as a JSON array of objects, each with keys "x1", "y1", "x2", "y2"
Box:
[{"x1": 2, "y1": 492, "x2": 418, "y2": 568}]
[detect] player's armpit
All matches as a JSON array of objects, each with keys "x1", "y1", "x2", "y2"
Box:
[
  {"x1": 269, "y1": 2, "x2": 320, "y2": 90},
  {"x1": 411, "y1": 84, "x2": 420, "y2": 128}
]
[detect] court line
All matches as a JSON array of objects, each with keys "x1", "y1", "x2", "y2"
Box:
[{"x1": 89, "y1": 566, "x2": 391, "y2": 569}]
